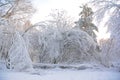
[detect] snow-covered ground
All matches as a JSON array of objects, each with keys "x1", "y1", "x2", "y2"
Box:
[
  {"x1": 0, "y1": 62, "x2": 120, "y2": 80},
  {"x1": 0, "y1": 68, "x2": 120, "y2": 80}
]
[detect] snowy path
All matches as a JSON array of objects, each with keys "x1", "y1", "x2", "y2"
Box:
[{"x1": 0, "y1": 69, "x2": 120, "y2": 80}]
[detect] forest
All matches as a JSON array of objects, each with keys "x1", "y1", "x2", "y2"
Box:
[{"x1": 0, "y1": 0, "x2": 120, "y2": 80}]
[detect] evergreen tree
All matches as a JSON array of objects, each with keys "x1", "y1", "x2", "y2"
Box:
[{"x1": 75, "y1": 4, "x2": 97, "y2": 40}]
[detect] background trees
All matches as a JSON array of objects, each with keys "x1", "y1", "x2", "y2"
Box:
[
  {"x1": 27, "y1": 23, "x2": 99, "y2": 64},
  {"x1": 26, "y1": 9, "x2": 99, "y2": 64},
  {"x1": 48, "y1": 9, "x2": 74, "y2": 30}
]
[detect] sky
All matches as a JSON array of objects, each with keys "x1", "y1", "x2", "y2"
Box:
[{"x1": 30, "y1": 0, "x2": 90, "y2": 24}]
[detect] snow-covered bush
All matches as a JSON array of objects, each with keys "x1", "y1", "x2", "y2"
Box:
[
  {"x1": 57, "y1": 29, "x2": 99, "y2": 64},
  {"x1": 8, "y1": 32, "x2": 33, "y2": 71},
  {"x1": 28, "y1": 24, "x2": 99, "y2": 64}
]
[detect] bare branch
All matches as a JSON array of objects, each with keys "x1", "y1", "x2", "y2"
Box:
[{"x1": 0, "y1": 3, "x2": 9, "y2": 7}]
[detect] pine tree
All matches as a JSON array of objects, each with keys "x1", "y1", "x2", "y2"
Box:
[{"x1": 75, "y1": 4, "x2": 97, "y2": 41}]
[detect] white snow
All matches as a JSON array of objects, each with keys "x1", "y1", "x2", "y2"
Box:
[{"x1": 0, "y1": 69, "x2": 120, "y2": 80}]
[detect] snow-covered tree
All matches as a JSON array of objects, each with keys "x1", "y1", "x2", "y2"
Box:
[
  {"x1": 48, "y1": 9, "x2": 74, "y2": 30},
  {"x1": 28, "y1": 22, "x2": 99, "y2": 64},
  {"x1": 0, "y1": 0, "x2": 35, "y2": 71},
  {"x1": 75, "y1": 4, "x2": 97, "y2": 41},
  {"x1": 57, "y1": 29, "x2": 99, "y2": 64},
  {"x1": 25, "y1": 28, "x2": 40, "y2": 62},
  {"x1": 0, "y1": 20, "x2": 14, "y2": 61},
  {"x1": 0, "y1": 0, "x2": 35, "y2": 32},
  {"x1": 7, "y1": 32, "x2": 33, "y2": 71},
  {"x1": 91, "y1": 0, "x2": 120, "y2": 67}
]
